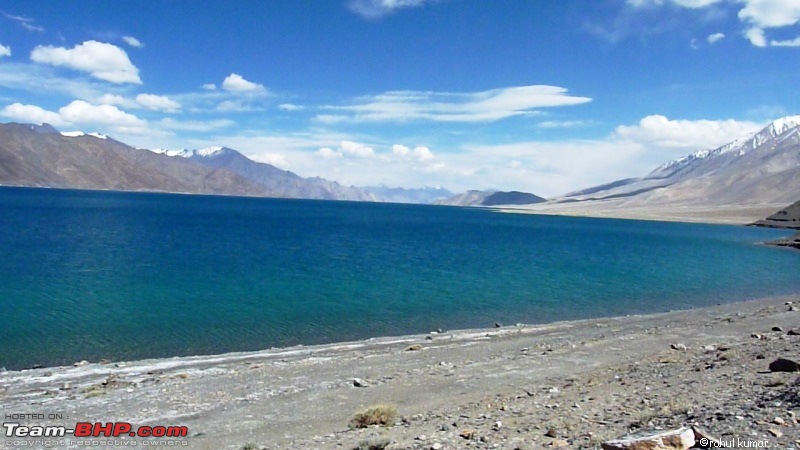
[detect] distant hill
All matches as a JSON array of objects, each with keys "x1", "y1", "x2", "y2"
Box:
[
  {"x1": 437, "y1": 190, "x2": 547, "y2": 207},
  {"x1": 0, "y1": 123, "x2": 268, "y2": 197},
  {"x1": 154, "y1": 147, "x2": 378, "y2": 202},
  {"x1": 556, "y1": 116, "x2": 800, "y2": 208},
  {"x1": 753, "y1": 199, "x2": 800, "y2": 229},
  {"x1": 361, "y1": 185, "x2": 453, "y2": 204},
  {"x1": 482, "y1": 191, "x2": 546, "y2": 206}
]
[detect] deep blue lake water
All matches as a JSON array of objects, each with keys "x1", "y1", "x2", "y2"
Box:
[{"x1": 1, "y1": 186, "x2": 799, "y2": 370}]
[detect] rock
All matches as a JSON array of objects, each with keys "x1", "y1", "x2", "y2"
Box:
[
  {"x1": 773, "y1": 417, "x2": 786, "y2": 426},
  {"x1": 702, "y1": 345, "x2": 717, "y2": 353},
  {"x1": 769, "y1": 358, "x2": 800, "y2": 372},
  {"x1": 73, "y1": 360, "x2": 89, "y2": 367},
  {"x1": 550, "y1": 439, "x2": 570, "y2": 448},
  {"x1": 789, "y1": 306, "x2": 798, "y2": 312},
  {"x1": 768, "y1": 428, "x2": 782, "y2": 437},
  {"x1": 431, "y1": 444, "x2": 443, "y2": 450},
  {"x1": 459, "y1": 429, "x2": 475, "y2": 440},
  {"x1": 691, "y1": 426, "x2": 721, "y2": 448},
  {"x1": 788, "y1": 329, "x2": 800, "y2": 336},
  {"x1": 405, "y1": 344, "x2": 423, "y2": 351},
  {"x1": 352, "y1": 378, "x2": 370, "y2": 388},
  {"x1": 544, "y1": 429, "x2": 558, "y2": 438},
  {"x1": 601, "y1": 427, "x2": 695, "y2": 450},
  {"x1": 670, "y1": 343, "x2": 688, "y2": 351},
  {"x1": 494, "y1": 322, "x2": 502, "y2": 328},
  {"x1": 772, "y1": 326, "x2": 784, "y2": 332}
]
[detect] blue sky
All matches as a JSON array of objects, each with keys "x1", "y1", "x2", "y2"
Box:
[{"x1": 0, "y1": 0, "x2": 798, "y2": 196}]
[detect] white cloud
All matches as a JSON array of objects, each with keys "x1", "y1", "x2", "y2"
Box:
[
  {"x1": 318, "y1": 85, "x2": 591, "y2": 123},
  {"x1": 744, "y1": 27, "x2": 768, "y2": 46},
  {"x1": 98, "y1": 93, "x2": 127, "y2": 105},
  {"x1": 58, "y1": 100, "x2": 147, "y2": 132},
  {"x1": 0, "y1": 102, "x2": 66, "y2": 126},
  {"x1": 707, "y1": 32, "x2": 726, "y2": 43},
  {"x1": 221, "y1": 73, "x2": 265, "y2": 92},
  {"x1": 771, "y1": 36, "x2": 800, "y2": 46},
  {"x1": 30, "y1": 40, "x2": 141, "y2": 84},
  {"x1": 249, "y1": 153, "x2": 290, "y2": 169},
  {"x1": 738, "y1": 0, "x2": 800, "y2": 28},
  {"x1": 0, "y1": 43, "x2": 10, "y2": 58},
  {"x1": 392, "y1": 144, "x2": 435, "y2": 161},
  {"x1": 340, "y1": 140, "x2": 375, "y2": 158},
  {"x1": 122, "y1": 36, "x2": 143, "y2": 48},
  {"x1": 279, "y1": 103, "x2": 304, "y2": 111},
  {"x1": 613, "y1": 114, "x2": 762, "y2": 148},
  {"x1": 0, "y1": 100, "x2": 152, "y2": 135},
  {"x1": 317, "y1": 147, "x2": 342, "y2": 159},
  {"x1": 202, "y1": 83, "x2": 217, "y2": 90},
  {"x1": 135, "y1": 93, "x2": 181, "y2": 113},
  {"x1": 347, "y1": 0, "x2": 432, "y2": 19},
  {"x1": 628, "y1": 0, "x2": 800, "y2": 47}
]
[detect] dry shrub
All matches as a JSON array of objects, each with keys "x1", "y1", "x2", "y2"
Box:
[{"x1": 349, "y1": 404, "x2": 398, "y2": 428}]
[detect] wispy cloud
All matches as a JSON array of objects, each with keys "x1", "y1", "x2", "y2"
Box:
[
  {"x1": 122, "y1": 36, "x2": 144, "y2": 48},
  {"x1": 0, "y1": 43, "x2": 10, "y2": 58},
  {"x1": 707, "y1": 32, "x2": 725, "y2": 43},
  {"x1": 316, "y1": 85, "x2": 591, "y2": 123},
  {"x1": 346, "y1": 0, "x2": 435, "y2": 19},
  {"x1": 0, "y1": 62, "x2": 120, "y2": 100},
  {"x1": 1, "y1": 11, "x2": 44, "y2": 32}
]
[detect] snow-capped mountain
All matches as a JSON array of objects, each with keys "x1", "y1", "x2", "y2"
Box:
[
  {"x1": 560, "y1": 115, "x2": 800, "y2": 207},
  {"x1": 153, "y1": 145, "x2": 380, "y2": 202},
  {"x1": 60, "y1": 131, "x2": 109, "y2": 140},
  {"x1": 0, "y1": 122, "x2": 267, "y2": 196}
]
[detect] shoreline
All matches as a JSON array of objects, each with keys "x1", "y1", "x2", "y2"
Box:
[
  {"x1": 492, "y1": 201, "x2": 788, "y2": 226},
  {"x1": 3, "y1": 294, "x2": 800, "y2": 449}
]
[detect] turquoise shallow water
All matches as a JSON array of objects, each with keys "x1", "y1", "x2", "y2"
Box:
[{"x1": 1, "y1": 186, "x2": 799, "y2": 370}]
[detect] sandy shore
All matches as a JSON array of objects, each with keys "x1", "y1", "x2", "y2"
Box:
[
  {"x1": 3, "y1": 295, "x2": 800, "y2": 449},
  {"x1": 493, "y1": 201, "x2": 787, "y2": 225}
]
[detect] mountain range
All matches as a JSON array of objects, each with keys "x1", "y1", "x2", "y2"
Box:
[
  {"x1": 0, "y1": 123, "x2": 268, "y2": 197},
  {"x1": 152, "y1": 146, "x2": 379, "y2": 202},
  {"x1": 2, "y1": 116, "x2": 799, "y2": 219},
  {"x1": 0, "y1": 122, "x2": 445, "y2": 203},
  {"x1": 557, "y1": 116, "x2": 800, "y2": 208}
]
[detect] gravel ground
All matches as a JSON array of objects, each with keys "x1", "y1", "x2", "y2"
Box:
[{"x1": 3, "y1": 296, "x2": 800, "y2": 450}]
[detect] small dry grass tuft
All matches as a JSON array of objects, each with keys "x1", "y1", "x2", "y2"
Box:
[{"x1": 349, "y1": 404, "x2": 398, "y2": 428}]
